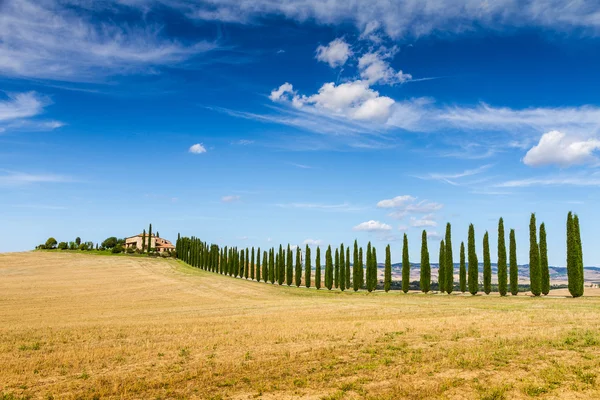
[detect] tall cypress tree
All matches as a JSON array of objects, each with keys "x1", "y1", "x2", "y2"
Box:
[
  {"x1": 245, "y1": 248, "x2": 250, "y2": 279},
  {"x1": 353, "y1": 240, "x2": 359, "y2": 291},
  {"x1": 315, "y1": 246, "x2": 322, "y2": 289},
  {"x1": 445, "y1": 223, "x2": 453, "y2": 294},
  {"x1": 325, "y1": 245, "x2": 333, "y2": 290},
  {"x1": 468, "y1": 224, "x2": 478, "y2": 295},
  {"x1": 147, "y1": 223, "x2": 152, "y2": 253},
  {"x1": 439, "y1": 240, "x2": 446, "y2": 293},
  {"x1": 295, "y1": 246, "x2": 302, "y2": 287},
  {"x1": 142, "y1": 229, "x2": 146, "y2": 252},
  {"x1": 568, "y1": 214, "x2": 584, "y2": 298},
  {"x1": 251, "y1": 247, "x2": 255, "y2": 280},
  {"x1": 366, "y1": 242, "x2": 373, "y2": 292},
  {"x1": 346, "y1": 246, "x2": 351, "y2": 290},
  {"x1": 529, "y1": 213, "x2": 541, "y2": 296},
  {"x1": 269, "y1": 248, "x2": 275, "y2": 284},
  {"x1": 459, "y1": 242, "x2": 466, "y2": 293},
  {"x1": 262, "y1": 250, "x2": 268, "y2": 283},
  {"x1": 305, "y1": 245, "x2": 311, "y2": 288},
  {"x1": 510, "y1": 229, "x2": 518, "y2": 295},
  {"x1": 567, "y1": 212, "x2": 574, "y2": 296},
  {"x1": 278, "y1": 245, "x2": 284, "y2": 285},
  {"x1": 497, "y1": 218, "x2": 507, "y2": 296},
  {"x1": 286, "y1": 244, "x2": 293, "y2": 286},
  {"x1": 334, "y1": 248, "x2": 340, "y2": 289},
  {"x1": 256, "y1": 248, "x2": 261, "y2": 282},
  {"x1": 420, "y1": 230, "x2": 431, "y2": 293},
  {"x1": 575, "y1": 214, "x2": 584, "y2": 298},
  {"x1": 372, "y1": 247, "x2": 378, "y2": 291},
  {"x1": 384, "y1": 244, "x2": 392, "y2": 292},
  {"x1": 340, "y1": 244, "x2": 346, "y2": 291},
  {"x1": 240, "y1": 249, "x2": 245, "y2": 279},
  {"x1": 402, "y1": 234, "x2": 410, "y2": 293},
  {"x1": 359, "y1": 247, "x2": 364, "y2": 289},
  {"x1": 539, "y1": 223, "x2": 549, "y2": 295},
  {"x1": 483, "y1": 231, "x2": 491, "y2": 295}
]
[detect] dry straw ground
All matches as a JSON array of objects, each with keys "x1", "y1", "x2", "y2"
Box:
[{"x1": 1, "y1": 252, "x2": 600, "y2": 399}]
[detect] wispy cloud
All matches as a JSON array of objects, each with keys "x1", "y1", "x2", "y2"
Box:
[
  {"x1": 221, "y1": 195, "x2": 241, "y2": 203},
  {"x1": 353, "y1": 220, "x2": 392, "y2": 232},
  {"x1": 303, "y1": 238, "x2": 323, "y2": 246},
  {"x1": 0, "y1": 170, "x2": 75, "y2": 186},
  {"x1": 415, "y1": 164, "x2": 492, "y2": 185},
  {"x1": 232, "y1": 139, "x2": 255, "y2": 145},
  {"x1": 289, "y1": 163, "x2": 312, "y2": 169},
  {"x1": 377, "y1": 195, "x2": 443, "y2": 219},
  {"x1": 495, "y1": 176, "x2": 600, "y2": 188}
]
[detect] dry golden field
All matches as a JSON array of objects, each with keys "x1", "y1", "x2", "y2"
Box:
[{"x1": 2, "y1": 252, "x2": 600, "y2": 400}]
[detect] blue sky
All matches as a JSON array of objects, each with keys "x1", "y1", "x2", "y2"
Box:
[{"x1": 1, "y1": 0, "x2": 600, "y2": 266}]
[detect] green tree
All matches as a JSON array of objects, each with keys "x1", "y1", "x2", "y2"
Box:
[
  {"x1": 353, "y1": 240, "x2": 360, "y2": 291},
  {"x1": 269, "y1": 248, "x2": 275, "y2": 284},
  {"x1": 359, "y1": 247, "x2": 364, "y2": 289},
  {"x1": 497, "y1": 218, "x2": 508, "y2": 296},
  {"x1": 384, "y1": 244, "x2": 392, "y2": 292},
  {"x1": 102, "y1": 237, "x2": 118, "y2": 249},
  {"x1": 147, "y1": 223, "x2": 152, "y2": 254},
  {"x1": 251, "y1": 247, "x2": 255, "y2": 280},
  {"x1": 459, "y1": 242, "x2": 466, "y2": 293},
  {"x1": 262, "y1": 250, "x2": 268, "y2": 283},
  {"x1": 483, "y1": 231, "x2": 491, "y2": 295},
  {"x1": 345, "y1": 246, "x2": 351, "y2": 290},
  {"x1": 445, "y1": 223, "x2": 454, "y2": 294},
  {"x1": 295, "y1": 246, "x2": 302, "y2": 287},
  {"x1": 468, "y1": 224, "x2": 478, "y2": 295},
  {"x1": 75, "y1": 237, "x2": 81, "y2": 246},
  {"x1": 420, "y1": 230, "x2": 431, "y2": 293},
  {"x1": 141, "y1": 230, "x2": 146, "y2": 252},
  {"x1": 529, "y1": 213, "x2": 541, "y2": 296},
  {"x1": 334, "y1": 248, "x2": 340, "y2": 289},
  {"x1": 366, "y1": 242, "x2": 373, "y2": 292},
  {"x1": 58, "y1": 241, "x2": 68, "y2": 250},
  {"x1": 45, "y1": 237, "x2": 57, "y2": 249},
  {"x1": 438, "y1": 240, "x2": 445, "y2": 293},
  {"x1": 340, "y1": 244, "x2": 346, "y2": 291},
  {"x1": 371, "y1": 247, "x2": 378, "y2": 291},
  {"x1": 574, "y1": 214, "x2": 584, "y2": 298},
  {"x1": 510, "y1": 229, "x2": 518, "y2": 295},
  {"x1": 255, "y1": 247, "x2": 260, "y2": 281},
  {"x1": 286, "y1": 245, "x2": 293, "y2": 285},
  {"x1": 245, "y1": 248, "x2": 250, "y2": 279},
  {"x1": 402, "y1": 234, "x2": 410, "y2": 293},
  {"x1": 315, "y1": 246, "x2": 322, "y2": 289},
  {"x1": 568, "y1": 213, "x2": 584, "y2": 298},
  {"x1": 305, "y1": 245, "x2": 312, "y2": 288},
  {"x1": 539, "y1": 223, "x2": 549, "y2": 295},
  {"x1": 325, "y1": 245, "x2": 333, "y2": 290}
]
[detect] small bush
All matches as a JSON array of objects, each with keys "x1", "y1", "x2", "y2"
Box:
[
  {"x1": 126, "y1": 247, "x2": 135, "y2": 254},
  {"x1": 112, "y1": 245, "x2": 123, "y2": 254}
]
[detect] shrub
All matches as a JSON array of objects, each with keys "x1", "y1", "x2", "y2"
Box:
[
  {"x1": 126, "y1": 247, "x2": 135, "y2": 254},
  {"x1": 58, "y1": 242, "x2": 68, "y2": 250},
  {"x1": 112, "y1": 245, "x2": 123, "y2": 254}
]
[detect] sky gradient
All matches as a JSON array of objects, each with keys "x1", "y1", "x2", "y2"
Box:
[{"x1": 1, "y1": 0, "x2": 600, "y2": 266}]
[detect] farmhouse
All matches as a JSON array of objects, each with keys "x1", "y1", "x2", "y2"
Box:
[{"x1": 124, "y1": 233, "x2": 175, "y2": 253}]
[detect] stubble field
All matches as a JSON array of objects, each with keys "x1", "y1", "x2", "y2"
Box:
[{"x1": 1, "y1": 252, "x2": 600, "y2": 399}]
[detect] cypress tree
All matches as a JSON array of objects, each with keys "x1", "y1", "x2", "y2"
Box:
[
  {"x1": 262, "y1": 250, "x2": 268, "y2": 283},
  {"x1": 568, "y1": 213, "x2": 584, "y2": 298},
  {"x1": 334, "y1": 248, "x2": 340, "y2": 289},
  {"x1": 325, "y1": 245, "x2": 333, "y2": 290},
  {"x1": 276, "y1": 244, "x2": 283, "y2": 285},
  {"x1": 315, "y1": 246, "x2": 322, "y2": 289},
  {"x1": 445, "y1": 223, "x2": 453, "y2": 294},
  {"x1": 529, "y1": 213, "x2": 541, "y2": 296},
  {"x1": 567, "y1": 212, "x2": 574, "y2": 296},
  {"x1": 402, "y1": 234, "x2": 410, "y2": 293},
  {"x1": 420, "y1": 230, "x2": 431, "y2": 293},
  {"x1": 251, "y1": 247, "x2": 255, "y2": 280},
  {"x1": 340, "y1": 244, "x2": 346, "y2": 291},
  {"x1": 468, "y1": 224, "x2": 478, "y2": 295},
  {"x1": 286, "y1": 245, "x2": 293, "y2": 286},
  {"x1": 497, "y1": 218, "x2": 507, "y2": 296},
  {"x1": 295, "y1": 246, "x2": 302, "y2": 287},
  {"x1": 539, "y1": 223, "x2": 549, "y2": 295},
  {"x1": 142, "y1": 229, "x2": 146, "y2": 252},
  {"x1": 372, "y1": 247, "x2": 378, "y2": 291},
  {"x1": 147, "y1": 223, "x2": 152, "y2": 254},
  {"x1": 269, "y1": 248, "x2": 275, "y2": 284},
  {"x1": 439, "y1": 240, "x2": 446, "y2": 293},
  {"x1": 346, "y1": 247, "x2": 351, "y2": 290},
  {"x1": 575, "y1": 214, "x2": 584, "y2": 298},
  {"x1": 240, "y1": 249, "x2": 245, "y2": 278},
  {"x1": 305, "y1": 245, "x2": 312, "y2": 288},
  {"x1": 359, "y1": 247, "x2": 364, "y2": 289},
  {"x1": 245, "y1": 248, "x2": 250, "y2": 279},
  {"x1": 483, "y1": 231, "x2": 491, "y2": 295},
  {"x1": 510, "y1": 229, "x2": 518, "y2": 295},
  {"x1": 459, "y1": 242, "x2": 466, "y2": 293},
  {"x1": 353, "y1": 240, "x2": 360, "y2": 291},
  {"x1": 366, "y1": 242, "x2": 372, "y2": 292},
  {"x1": 384, "y1": 244, "x2": 392, "y2": 292},
  {"x1": 256, "y1": 248, "x2": 261, "y2": 282}
]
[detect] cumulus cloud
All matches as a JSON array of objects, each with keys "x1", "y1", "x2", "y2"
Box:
[
  {"x1": 316, "y1": 38, "x2": 352, "y2": 68},
  {"x1": 410, "y1": 214, "x2": 437, "y2": 227},
  {"x1": 353, "y1": 220, "x2": 392, "y2": 232},
  {"x1": 303, "y1": 239, "x2": 323, "y2": 246},
  {"x1": 221, "y1": 195, "x2": 241, "y2": 203},
  {"x1": 358, "y1": 52, "x2": 412, "y2": 85},
  {"x1": 189, "y1": 143, "x2": 207, "y2": 154},
  {"x1": 269, "y1": 82, "x2": 295, "y2": 102},
  {"x1": 377, "y1": 195, "x2": 443, "y2": 219},
  {"x1": 377, "y1": 195, "x2": 416, "y2": 208},
  {"x1": 523, "y1": 130, "x2": 600, "y2": 167}
]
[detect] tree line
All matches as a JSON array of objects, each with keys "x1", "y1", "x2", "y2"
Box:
[{"x1": 175, "y1": 212, "x2": 585, "y2": 298}]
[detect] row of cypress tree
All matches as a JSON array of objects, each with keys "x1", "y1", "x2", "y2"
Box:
[{"x1": 175, "y1": 212, "x2": 584, "y2": 297}]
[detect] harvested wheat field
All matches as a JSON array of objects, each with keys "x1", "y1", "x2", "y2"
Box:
[{"x1": 1, "y1": 252, "x2": 600, "y2": 400}]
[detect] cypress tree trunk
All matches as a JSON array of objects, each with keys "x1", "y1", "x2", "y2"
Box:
[
  {"x1": 529, "y1": 213, "x2": 541, "y2": 296},
  {"x1": 372, "y1": 247, "x2": 378, "y2": 291},
  {"x1": 340, "y1": 244, "x2": 346, "y2": 291},
  {"x1": 483, "y1": 231, "x2": 491, "y2": 294},
  {"x1": 438, "y1": 240, "x2": 445, "y2": 293},
  {"x1": 286, "y1": 245, "x2": 293, "y2": 286},
  {"x1": 539, "y1": 223, "x2": 549, "y2": 295},
  {"x1": 325, "y1": 245, "x2": 333, "y2": 290},
  {"x1": 315, "y1": 246, "x2": 321, "y2": 289},
  {"x1": 295, "y1": 246, "x2": 302, "y2": 287},
  {"x1": 445, "y1": 223, "x2": 453, "y2": 294},
  {"x1": 468, "y1": 224, "x2": 478, "y2": 295},
  {"x1": 353, "y1": 240, "x2": 360, "y2": 292},
  {"x1": 402, "y1": 234, "x2": 410, "y2": 293},
  {"x1": 305, "y1": 245, "x2": 311, "y2": 288},
  {"x1": 334, "y1": 248, "x2": 340, "y2": 289},
  {"x1": 510, "y1": 229, "x2": 518, "y2": 295},
  {"x1": 256, "y1": 248, "x2": 261, "y2": 282},
  {"x1": 346, "y1": 247, "x2": 351, "y2": 290},
  {"x1": 384, "y1": 244, "x2": 392, "y2": 292},
  {"x1": 459, "y1": 242, "x2": 466, "y2": 293},
  {"x1": 497, "y1": 218, "x2": 507, "y2": 296},
  {"x1": 420, "y1": 230, "x2": 431, "y2": 293}
]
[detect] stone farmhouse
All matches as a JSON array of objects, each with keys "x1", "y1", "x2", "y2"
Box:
[{"x1": 124, "y1": 233, "x2": 175, "y2": 253}]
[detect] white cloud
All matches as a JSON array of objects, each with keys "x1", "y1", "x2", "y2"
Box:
[
  {"x1": 315, "y1": 38, "x2": 352, "y2": 68},
  {"x1": 0, "y1": 0, "x2": 215, "y2": 82},
  {"x1": 353, "y1": 220, "x2": 392, "y2": 232},
  {"x1": 357, "y1": 52, "x2": 412, "y2": 85},
  {"x1": 221, "y1": 195, "x2": 241, "y2": 203},
  {"x1": 377, "y1": 195, "x2": 416, "y2": 208},
  {"x1": 410, "y1": 214, "x2": 437, "y2": 227},
  {"x1": 523, "y1": 130, "x2": 600, "y2": 167},
  {"x1": 495, "y1": 175, "x2": 600, "y2": 188},
  {"x1": 189, "y1": 143, "x2": 207, "y2": 154},
  {"x1": 232, "y1": 139, "x2": 255, "y2": 145},
  {"x1": 416, "y1": 164, "x2": 492, "y2": 185},
  {"x1": 0, "y1": 170, "x2": 74, "y2": 187},
  {"x1": 269, "y1": 82, "x2": 295, "y2": 102},
  {"x1": 0, "y1": 92, "x2": 49, "y2": 121},
  {"x1": 398, "y1": 225, "x2": 408, "y2": 231},
  {"x1": 303, "y1": 239, "x2": 323, "y2": 246},
  {"x1": 427, "y1": 231, "x2": 442, "y2": 239}
]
